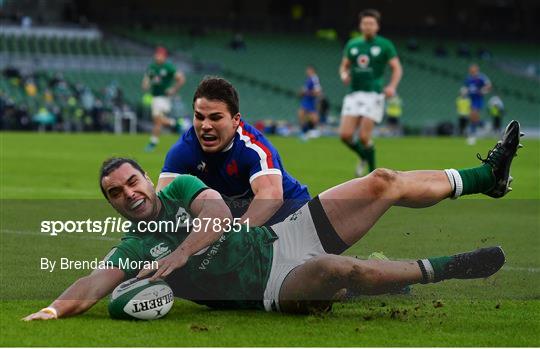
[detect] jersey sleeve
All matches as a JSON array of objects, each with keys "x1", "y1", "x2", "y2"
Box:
[
  {"x1": 343, "y1": 39, "x2": 353, "y2": 59},
  {"x1": 160, "y1": 138, "x2": 194, "y2": 179},
  {"x1": 103, "y1": 237, "x2": 146, "y2": 279},
  {"x1": 160, "y1": 175, "x2": 210, "y2": 209},
  {"x1": 239, "y1": 135, "x2": 283, "y2": 183},
  {"x1": 167, "y1": 62, "x2": 177, "y2": 76},
  {"x1": 385, "y1": 40, "x2": 398, "y2": 61}
]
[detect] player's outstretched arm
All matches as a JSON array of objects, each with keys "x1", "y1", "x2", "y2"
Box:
[
  {"x1": 22, "y1": 267, "x2": 125, "y2": 321},
  {"x1": 138, "y1": 188, "x2": 233, "y2": 281},
  {"x1": 241, "y1": 174, "x2": 284, "y2": 226}
]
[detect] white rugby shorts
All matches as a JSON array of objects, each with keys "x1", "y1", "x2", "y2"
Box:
[
  {"x1": 262, "y1": 198, "x2": 348, "y2": 312},
  {"x1": 151, "y1": 96, "x2": 172, "y2": 117},
  {"x1": 341, "y1": 91, "x2": 385, "y2": 123}
]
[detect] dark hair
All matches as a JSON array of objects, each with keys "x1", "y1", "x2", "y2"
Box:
[
  {"x1": 192, "y1": 77, "x2": 239, "y2": 116},
  {"x1": 99, "y1": 157, "x2": 145, "y2": 199},
  {"x1": 359, "y1": 9, "x2": 381, "y2": 24}
]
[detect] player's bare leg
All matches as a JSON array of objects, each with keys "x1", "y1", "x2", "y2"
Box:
[
  {"x1": 146, "y1": 114, "x2": 175, "y2": 151},
  {"x1": 319, "y1": 169, "x2": 451, "y2": 244},
  {"x1": 280, "y1": 255, "x2": 421, "y2": 313},
  {"x1": 339, "y1": 115, "x2": 361, "y2": 144},
  {"x1": 467, "y1": 109, "x2": 481, "y2": 145},
  {"x1": 280, "y1": 246, "x2": 506, "y2": 314}
]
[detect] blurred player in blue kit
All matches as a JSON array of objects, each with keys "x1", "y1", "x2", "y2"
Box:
[
  {"x1": 298, "y1": 65, "x2": 322, "y2": 140},
  {"x1": 463, "y1": 63, "x2": 491, "y2": 145}
]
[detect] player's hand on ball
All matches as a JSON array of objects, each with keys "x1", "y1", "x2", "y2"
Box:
[
  {"x1": 137, "y1": 251, "x2": 189, "y2": 281},
  {"x1": 22, "y1": 309, "x2": 57, "y2": 321},
  {"x1": 384, "y1": 85, "x2": 396, "y2": 98}
]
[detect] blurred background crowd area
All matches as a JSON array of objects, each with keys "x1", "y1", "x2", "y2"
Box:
[{"x1": 1, "y1": 0, "x2": 538, "y2": 135}]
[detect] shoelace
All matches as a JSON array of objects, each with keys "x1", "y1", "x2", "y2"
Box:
[{"x1": 476, "y1": 141, "x2": 503, "y2": 168}]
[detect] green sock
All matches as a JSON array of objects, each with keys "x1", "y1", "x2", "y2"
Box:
[
  {"x1": 458, "y1": 164, "x2": 495, "y2": 195},
  {"x1": 346, "y1": 141, "x2": 364, "y2": 159},
  {"x1": 363, "y1": 145, "x2": 376, "y2": 172},
  {"x1": 417, "y1": 256, "x2": 453, "y2": 283}
]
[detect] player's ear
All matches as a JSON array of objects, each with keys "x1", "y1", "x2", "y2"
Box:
[{"x1": 232, "y1": 113, "x2": 241, "y2": 126}]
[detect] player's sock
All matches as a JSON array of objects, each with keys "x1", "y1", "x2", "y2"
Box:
[
  {"x1": 444, "y1": 165, "x2": 494, "y2": 198},
  {"x1": 145, "y1": 136, "x2": 159, "y2": 151},
  {"x1": 347, "y1": 141, "x2": 364, "y2": 160},
  {"x1": 364, "y1": 145, "x2": 376, "y2": 172},
  {"x1": 416, "y1": 256, "x2": 452, "y2": 283},
  {"x1": 469, "y1": 120, "x2": 478, "y2": 135}
]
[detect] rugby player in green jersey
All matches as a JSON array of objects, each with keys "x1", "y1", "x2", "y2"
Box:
[
  {"x1": 23, "y1": 120, "x2": 522, "y2": 319},
  {"x1": 142, "y1": 46, "x2": 186, "y2": 151},
  {"x1": 339, "y1": 9, "x2": 403, "y2": 176}
]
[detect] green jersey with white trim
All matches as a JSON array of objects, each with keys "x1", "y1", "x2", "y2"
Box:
[
  {"x1": 105, "y1": 175, "x2": 276, "y2": 310},
  {"x1": 343, "y1": 35, "x2": 397, "y2": 93}
]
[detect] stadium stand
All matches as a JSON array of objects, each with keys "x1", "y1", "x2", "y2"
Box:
[
  {"x1": 2, "y1": 24, "x2": 538, "y2": 132},
  {"x1": 114, "y1": 28, "x2": 539, "y2": 129}
]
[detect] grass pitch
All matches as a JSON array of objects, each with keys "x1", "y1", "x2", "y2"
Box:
[{"x1": 1, "y1": 132, "x2": 539, "y2": 346}]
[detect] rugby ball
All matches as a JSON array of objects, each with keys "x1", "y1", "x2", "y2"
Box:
[{"x1": 108, "y1": 278, "x2": 174, "y2": 320}]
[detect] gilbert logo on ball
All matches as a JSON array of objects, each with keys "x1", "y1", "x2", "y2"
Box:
[{"x1": 108, "y1": 278, "x2": 174, "y2": 320}]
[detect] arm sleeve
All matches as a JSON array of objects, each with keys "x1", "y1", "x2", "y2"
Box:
[
  {"x1": 160, "y1": 175, "x2": 210, "y2": 209},
  {"x1": 242, "y1": 138, "x2": 283, "y2": 183},
  {"x1": 161, "y1": 141, "x2": 192, "y2": 178},
  {"x1": 342, "y1": 40, "x2": 352, "y2": 59},
  {"x1": 104, "y1": 238, "x2": 146, "y2": 279},
  {"x1": 386, "y1": 40, "x2": 398, "y2": 60}
]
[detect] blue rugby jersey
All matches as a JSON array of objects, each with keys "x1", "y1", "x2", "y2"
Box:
[{"x1": 161, "y1": 120, "x2": 310, "y2": 225}]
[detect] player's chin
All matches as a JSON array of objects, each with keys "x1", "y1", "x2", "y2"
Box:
[{"x1": 200, "y1": 142, "x2": 222, "y2": 153}]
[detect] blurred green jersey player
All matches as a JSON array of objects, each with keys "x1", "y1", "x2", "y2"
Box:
[
  {"x1": 142, "y1": 46, "x2": 186, "y2": 151},
  {"x1": 339, "y1": 9, "x2": 402, "y2": 177}
]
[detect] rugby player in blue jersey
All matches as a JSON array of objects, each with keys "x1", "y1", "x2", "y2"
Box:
[
  {"x1": 298, "y1": 65, "x2": 322, "y2": 139},
  {"x1": 157, "y1": 77, "x2": 311, "y2": 226},
  {"x1": 464, "y1": 63, "x2": 492, "y2": 145}
]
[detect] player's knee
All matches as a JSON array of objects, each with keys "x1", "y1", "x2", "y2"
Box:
[
  {"x1": 339, "y1": 132, "x2": 353, "y2": 144},
  {"x1": 367, "y1": 168, "x2": 398, "y2": 197},
  {"x1": 359, "y1": 134, "x2": 371, "y2": 146}
]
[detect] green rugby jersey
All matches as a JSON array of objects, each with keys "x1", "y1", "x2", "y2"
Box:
[
  {"x1": 343, "y1": 35, "x2": 397, "y2": 93},
  {"x1": 145, "y1": 61, "x2": 176, "y2": 97},
  {"x1": 105, "y1": 175, "x2": 276, "y2": 310}
]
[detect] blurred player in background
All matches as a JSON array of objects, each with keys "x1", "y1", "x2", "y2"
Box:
[
  {"x1": 339, "y1": 9, "x2": 402, "y2": 177},
  {"x1": 456, "y1": 87, "x2": 471, "y2": 136},
  {"x1": 463, "y1": 63, "x2": 491, "y2": 145},
  {"x1": 488, "y1": 93, "x2": 505, "y2": 134},
  {"x1": 298, "y1": 65, "x2": 322, "y2": 140},
  {"x1": 142, "y1": 46, "x2": 186, "y2": 151},
  {"x1": 385, "y1": 94, "x2": 402, "y2": 136}
]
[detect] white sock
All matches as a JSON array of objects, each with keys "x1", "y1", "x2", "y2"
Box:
[
  {"x1": 444, "y1": 169, "x2": 463, "y2": 199},
  {"x1": 418, "y1": 259, "x2": 435, "y2": 283},
  {"x1": 150, "y1": 136, "x2": 159, "y2": 144}
]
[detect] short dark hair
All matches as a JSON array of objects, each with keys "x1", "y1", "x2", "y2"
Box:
[
  {"x1": 359, "y1": 9, "x2": 381, "y2": 24},
  {"x1": 192, "y1": 77, "x2": 239, "y2": 116},
  {"x1": 99, "y1": 157, "x2": 145, "y2": 199}
]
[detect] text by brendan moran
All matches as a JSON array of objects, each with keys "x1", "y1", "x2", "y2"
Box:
[{"x1": 40, "y1": 257, "x2": 158, "y2": 273}]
